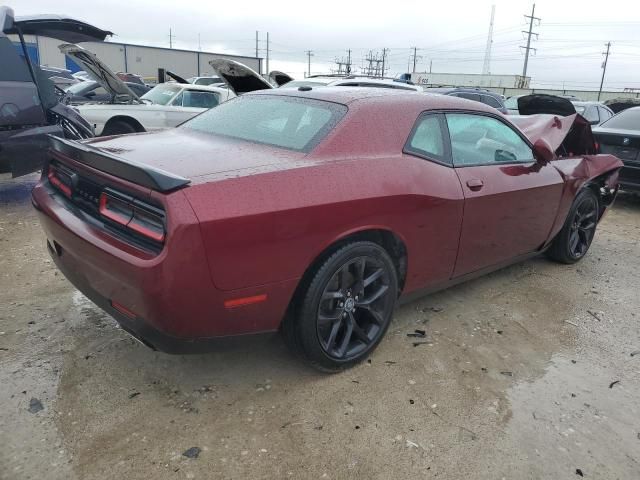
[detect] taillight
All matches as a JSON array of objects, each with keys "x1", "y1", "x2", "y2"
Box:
[
  {"x1": 47, "y1": 165, "x2": 72, "y2": 198},
  {"x1": 99, "y1": 189, "x2": 166, "y2": 243}
]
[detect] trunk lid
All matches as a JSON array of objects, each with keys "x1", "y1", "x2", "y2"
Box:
[
  {"x1": 592, "y1": 127, "x2": 640, "y2": 163},
  {"x1": 55, "y1": 129, "x2": 307, "y2": 190},
  {"x1": 2, "y1": 7, "x2": 112, "y2": 43}
]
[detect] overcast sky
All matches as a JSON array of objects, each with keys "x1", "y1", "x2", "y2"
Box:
[{"x1": 19, "y1": 0, "x2": 640, "y2": 90}]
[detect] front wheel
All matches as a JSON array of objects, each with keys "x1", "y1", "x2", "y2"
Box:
[
  {"x1": 547, "y1": 189, "x2": 599, "y2": 264},
  {"x1": 284, "y1": 242, "x2": 398, "y2": 372}
]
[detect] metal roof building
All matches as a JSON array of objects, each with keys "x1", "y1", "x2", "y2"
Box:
[{"x1": 15, "y1": 34, "x2": 262, "y2": 81}]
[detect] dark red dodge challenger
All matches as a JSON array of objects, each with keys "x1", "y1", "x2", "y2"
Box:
[{"x1": 32, "y1": 88, "x2": 623, "y2": 371}]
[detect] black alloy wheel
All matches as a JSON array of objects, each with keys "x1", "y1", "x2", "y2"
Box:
[
  {"x1": 568, "y1": 195, "x2": 598, "y2": 259},
  {"x1": 283, "y1": 241, "x2": 398, "y2": 371},
  {"x1": 547, "y1": 189, "x2": 599, "y2": 264},
  {"x1": 317, "y1": 256, "x2": 392, "y2": 359}
]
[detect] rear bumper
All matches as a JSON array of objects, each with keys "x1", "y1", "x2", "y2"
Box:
[{"x1": 32, "y1": 181, "x2": 298, "y2": 353}]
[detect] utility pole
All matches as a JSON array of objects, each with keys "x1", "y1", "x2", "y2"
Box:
[
  {"x1": 598, "y1": 42, "x2": 611, "y2": 101},
  {"x1": 169, "y1": 28, "x2": 174, "y2": 48},
  {"x1": 521, "y1": 3, "x2": 540, "y2": 80},
  {"x1": 381, "y1": 48, "x2": 388, "y2": 78},
  {"x1": 266, "y1": 32, "x2": 270, "y2": 75},
  {"x1": 482, "y1": 5, "x2": 496, "y2": 75},
  {"x1": 347, "y1": 49, "x2": 352, "y2": 74},
  {"x1": 411, "y1": 47, "x2": 419, "y2": 73},
  {"x1": 198, "y1": 33, "x2": 201, "y2": 51},
  {"x1": 429, "y1": 59, "x2": 432, "y2": 73},
  {"x1": 306, "y1": 50, "x2": 314, "y2": 77},
  {"x1": 255, "y1": 31, "x2": 259, "y2": 58}
]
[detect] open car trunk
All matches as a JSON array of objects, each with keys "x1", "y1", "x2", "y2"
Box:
[{"x1": 0, "y1": 6, "x2": 107, "y2": 177}]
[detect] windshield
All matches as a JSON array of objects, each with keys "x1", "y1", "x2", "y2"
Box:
[
  {"x1": 182, "y1": 95, "x2": 347, "y2": 152},
  {"x1": 600, "y1": 108, "x2": 640, "y2": 130},
  {"x1": 281, "y1": 80, "x2": 332, "y2": 89},
  {"x1": 140, "y1": 84, "x2": 181, "y2": 105}
]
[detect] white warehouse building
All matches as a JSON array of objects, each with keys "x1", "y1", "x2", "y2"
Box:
[{"x1": 16, "y1": 35, "x2": 263, "y2": 81}]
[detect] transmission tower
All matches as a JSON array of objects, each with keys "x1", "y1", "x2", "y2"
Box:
[{"x1": 482, "y1": 5, "x2": 495, "y2": 75}]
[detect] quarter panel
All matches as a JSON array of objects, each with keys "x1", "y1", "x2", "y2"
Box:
[{"x1": 185, "y1": 155, "x2": 464, "y2": 293}]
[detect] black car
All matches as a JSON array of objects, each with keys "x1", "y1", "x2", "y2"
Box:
[
  {"x1": 0, "y1": 7, "x2": 109, "y2": 177},
  {"x1": 426, "y1": 87, "x2": 508, "y2": 114},
  {"x1": 64, "y1": 80, "x2": 150, "y2": 104},
  {"x1": 593, "y1": 107, "x2": 640, "y2": 192}
]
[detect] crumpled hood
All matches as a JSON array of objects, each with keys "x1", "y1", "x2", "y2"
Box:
[
  {"x1": 510, "y1": 113, "x2": 596, "y2": 155},
  {"x1": 81, "y1": 128, "x2": 308, "y2": 182}
]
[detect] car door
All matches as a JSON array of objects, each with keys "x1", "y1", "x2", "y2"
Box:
[{"x1": 446, "y1": 112, "x2": 565, "y2": 276}]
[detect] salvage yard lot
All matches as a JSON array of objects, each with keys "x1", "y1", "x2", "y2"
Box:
[{"x1": 1, "y1": 174, "x2": 639, "y2": 480}]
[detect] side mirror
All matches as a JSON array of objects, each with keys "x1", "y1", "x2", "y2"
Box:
[{"x1": 532, "y1": 138, "x2": 555, "y2": 163}]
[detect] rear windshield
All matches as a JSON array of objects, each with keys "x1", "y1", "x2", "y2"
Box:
[
  {"x1": 140, "y1": 84, "x2": 181, "y2": 105},
  {"x1": 600, "y1": 108, "x2": 640, "y2": 130},
  {"x1": 182, "y1": 95, "x2": 347, "y2": 152}
]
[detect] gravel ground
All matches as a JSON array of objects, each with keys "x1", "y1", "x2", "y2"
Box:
[{"x1": 1, "y1": 173, "x2": 639, "y2": 480}]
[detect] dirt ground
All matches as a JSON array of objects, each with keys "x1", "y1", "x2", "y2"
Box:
[{"x1": 1, "y1": 173, "x2": 639, "y2": 480}]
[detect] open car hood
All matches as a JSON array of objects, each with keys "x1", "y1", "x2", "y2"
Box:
[
  {"x1": 209, "y1": 58, "x2": 273, "y2": 94},
  {"x1": 510, "y1": 114, "x2": 597, "y2": 156},
  {"x1": 59, "y1": 44, "x2": 140, "y2": 103},
  {"x1": 517, "y1": 94, "x2": 577, "y2": 117},
  {"x1": 1, "y1": 7, "x2": 112, "y2": 43},
  {"x1": 269, "y1": 70, "x2": 293, "y2": 87},
  {"x1": 166, "y1": 70, "x2": 189, "y2": 84}
]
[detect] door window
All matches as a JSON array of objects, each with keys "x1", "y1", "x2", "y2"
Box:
[
  {"x1": 405, "y1": 114, "x2": 449, "y2": 164},
  {"x1": 446, "y1": 113, "x2": 534, "y2": 166}
]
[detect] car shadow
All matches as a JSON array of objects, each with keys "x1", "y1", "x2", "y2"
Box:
[
  {"x1": 614, "y1": 191, "x2": 640, "y2": 211},
  {"x1": 0, "y1": 173, "x2": 39, "y2": 204}
]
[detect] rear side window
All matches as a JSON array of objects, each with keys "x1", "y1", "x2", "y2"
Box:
[
  {"x1": 481, "y1": 95, "x2": 502, "y2": 109},
  {"x1": 583, "y1": 106, "x2": 599, "y2": 123},
  {"x1": 446, "y1": 113, "x2": 534, "y2": 166},
  {"x1": 183, "y1": 95, "x2": 347, "y2": 152},
  {"x1": 600, "y1": 108, "x2": 640, "y2": 129},
  {"x1": 454, "y1": 92, "x2": 481, "y2": 102},
  {"x1": 598, "y1": 106, "x2": 613, "y2": 122},
  {"x1": 405, "y1": 114, "x2": 448, "y2": 163}
]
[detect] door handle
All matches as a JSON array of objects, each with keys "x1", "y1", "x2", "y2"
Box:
[{"x1": 466, "y1": 178, "x2": 484, "y2": 191}]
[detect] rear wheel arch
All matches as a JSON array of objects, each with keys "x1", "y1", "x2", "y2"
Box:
[
  {"x1": 102, "y1": 116, "x2": 146, "y2": 136},
  {"x1": 290, "y1": 229, "x2": 408, "y2": 311}
]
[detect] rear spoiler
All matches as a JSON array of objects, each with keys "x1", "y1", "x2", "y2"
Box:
[{"x1": 48, "y1": 136, "x2": 190, "y2": 192}]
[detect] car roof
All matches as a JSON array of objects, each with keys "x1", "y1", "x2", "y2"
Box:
[
  {"x1": 158, "y1": 83, "x2": 227, "y2": 93},
  {"x1": 246, "y1": 86, "x2": 498, "y2": 112}
]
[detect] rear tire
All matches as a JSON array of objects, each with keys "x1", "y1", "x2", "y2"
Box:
[
  {"x1": 283, "y1": 242, "x2": 398, "y2": 372},
  {"x1": 546, "y1": 189, "x2": 599, "y2": 264},
  {"x1": 102, "y1": 119, "x2": 139, "y2": 136}
]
